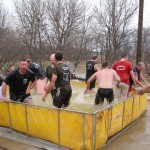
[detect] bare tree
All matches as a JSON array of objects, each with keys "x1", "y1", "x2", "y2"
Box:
[
  {"x1": 93, "y1": 0, "x2": 138, "y2": 64},
  {"x1": 0, "y1": 4, "x2": 21, "y2": 74},
  {"x1": 46, "y1": 0, "x2": 92, "y2": 67},
  {"x1": 14, "y1": 0, "x2": 47, "y2": 65},
  {"x1": 142, "y1": 28, "x2": 150, "y2": 74}
]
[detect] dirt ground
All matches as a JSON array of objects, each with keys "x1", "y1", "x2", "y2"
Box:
[{"x1": 0, "y1": 136, "x2": 42, "y2": 150}]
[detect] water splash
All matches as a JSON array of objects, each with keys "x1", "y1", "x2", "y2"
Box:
[{"x1": 73, "y1": 91, "x2": 86, "y2": 103}]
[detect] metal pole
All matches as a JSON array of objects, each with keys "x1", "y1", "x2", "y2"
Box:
[
  {"x1": 106, "y1": 107, "x2": 111, "y2": 143},
  {"x1": 121, "y1": 101, "x2": 126, "y2": 130},
  {"x1": 82, "y1": 113, "x2": 85, "y2": 150},
  {"x1": 8, "y1": 102, "x2": 12, "y2": 132},
  {"x1": 25, "y1": 104, "x2": 29, "y2": 136},
  {"x1": 92, "y1": 114, "x2": 96, "y2": 150},
  {"x1": 139, "y1": 95, "x2": 141, "y2": 114},
  {"x1": 131, "y1": 97, "x2": 135, "y2": 122},
  {"x1": 58, "y1": 109, "x2": 60, "y2": 147}
]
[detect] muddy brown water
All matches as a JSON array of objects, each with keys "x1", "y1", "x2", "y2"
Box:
[{"x1": 0, "y1": 80, "x2": 150, "y2": 150}]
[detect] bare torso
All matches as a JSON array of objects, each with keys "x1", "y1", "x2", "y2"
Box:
[{"x1": 96, "y1": 69, "x2": 115, "y2": 88}]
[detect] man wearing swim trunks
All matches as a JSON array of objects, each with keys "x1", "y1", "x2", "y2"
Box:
[
  {"x1": 42, "y1": 51, "x2": 72, "y2": 108},
  {"x1": 84, "y1": 62, "x2": 120, "y2": 104},
  {"x1": 2, "y1": 59, "x2": 36, "y2": 104}
]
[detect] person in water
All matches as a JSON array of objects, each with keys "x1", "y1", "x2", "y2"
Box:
[
  {"x1": 42, "y1": 51, "x2": 72, "y2": 108},
  {"x1": 85, "y1": 55, "x2": 100, "y2": 92},
  {"x1": 2, "y1": 59, "x2": 36, "y2": 104},
  {"x1": 84, "y1": 62, "x2": 120, "y2": 104},
  {"x1": 112, "y1": 52, "x2": 135, "y2": 99}
]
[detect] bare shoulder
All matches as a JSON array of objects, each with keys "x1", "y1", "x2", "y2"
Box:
[
  {"x1": 109, "y1": 69, "x2": 117, "y2": 74},
  {"x1": 108, "y1": 69, "x2": 114, "y2": 72}
]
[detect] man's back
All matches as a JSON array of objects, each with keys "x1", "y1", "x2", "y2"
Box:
[
  {"x1": 96, "y1": 69, "x2": 117, "y2": 88},
  {"x1": 112, "y1": 60, "x2": 132, "y2": 84},
  {"x1": 86, "y1": 60, "x2": 97, "y2": 78},
  {"x1": 28, "y1": 62, "x2": 45, "y2": 79},
  {"x1": 53, "y1": 63, "x2": 71, "y2": 87}
]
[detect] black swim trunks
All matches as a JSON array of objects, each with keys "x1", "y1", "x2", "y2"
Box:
[
  {"x1": 53, "y1": 85, "x2": 72, "y2": 108},
  {"x1": 95, "y1": 88, "x2": 114, "y2": 105},
  {"x1": 51, "y1": 89, "x2": 57, "y2": 98},
  {"x1": 10, "y1": 93, "x2": 32, "y2": 103}
]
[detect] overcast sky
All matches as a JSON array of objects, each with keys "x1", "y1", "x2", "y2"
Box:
[{"x1": 2, "y1": 0, "x2": 150, "y2": 27}]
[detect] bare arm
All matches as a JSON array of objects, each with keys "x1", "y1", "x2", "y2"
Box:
[
  {"x1": 2, "y1": 82, "x2": 9, "y2": 101},
  {"x1": 26, "y1": 81, "x2": 36, "y2": 94},
  {"x1": 140, "y1": 72, "x2": 147, "y2": 84},
  {"x1": 130, "y1": 71, "x2": 136, "y2": 86},
  {"x1": 42, "y1": 74, "x2": 57, "y2": 101},
  {"x1": 113, "y1": 70, "x2": 121, "y2": 82},
  {"x1": 134, "y1": 73, "x2": 144, "y2": 87},
  {"x1": 2, "y1": 82, "x2": 7, "y2": 97},
  {"x1": 44, "y1": 77, "x2": 48, "y2": 90},
  {"x1": 94, "y1": 64, "x2": 100, "y2": 71},
  {"x1": 137, "y1": 84, "x2": 150, "y2": 95},
  {"x1": 84, "y1": 73, "x2": 96, "y2": 94}
]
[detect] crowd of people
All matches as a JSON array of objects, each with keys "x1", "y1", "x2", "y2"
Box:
[
  {"x1": 0, "y1": 51, "x2": 149, "y2": 109},
  {"x1": 84, "y1": 52, "x2": 148, "y2": 105},
  {"x1": 0, "y1": 51, "x2": 72, "y2": 109}
]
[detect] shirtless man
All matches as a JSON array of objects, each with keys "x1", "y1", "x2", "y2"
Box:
[{"x1": 84, "y1": 62, "x2": 120, "y2": 104}]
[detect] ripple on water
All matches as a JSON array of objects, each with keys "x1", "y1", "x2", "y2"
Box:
[{"x1": 31, "y1": 80, "x2": 123, "y2": 113}]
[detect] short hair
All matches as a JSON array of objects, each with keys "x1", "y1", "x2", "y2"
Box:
[
  {"x1": 102, "y1": 61, "x2": 109, "y2": 68},
  {"x1": 92, "y1": 55, "x2": 98, "y2": 60},
  {"x1": 26, "y1": 58, "x2": 31, "y2": 63},
  {"x1": 55, "y1": 51, "x2": 63, "y2": 61},
  {"x1": 20, "y1": 58, "x2": 27, "y2": 62},
  {"x1": 137, "y1": 62, "x2": 144, "y2": 66},
  {"x1": 121, "y1": 52, "x2": 128, "y2": 58}
]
